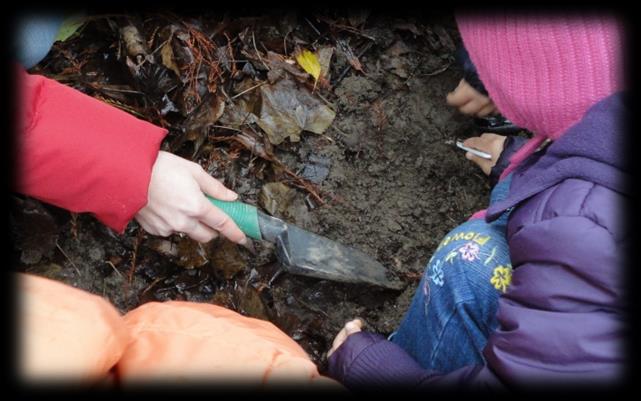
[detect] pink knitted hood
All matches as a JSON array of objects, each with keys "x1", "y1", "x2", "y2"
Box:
[{"x1": 456, "y1": 13, "x2": 623, "y2": 178}]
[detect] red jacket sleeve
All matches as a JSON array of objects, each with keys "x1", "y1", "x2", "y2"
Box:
[{"x1": 15, "y1": 66, "x2": 168, "y2": 233}]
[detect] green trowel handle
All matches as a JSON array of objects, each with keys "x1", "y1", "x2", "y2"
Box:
[{"x1": 206, "y1": 197, "x2": 263, "y2": 241}]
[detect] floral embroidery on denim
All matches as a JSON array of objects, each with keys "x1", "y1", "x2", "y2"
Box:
[
  {"x1": 484, "y1": 246, "x2": 497, "y2": 265},
  {"x1": 429, "y1": 259, "x2": 444, "y2": 287},
  {"x1": 458, "y1": 242, "x2": 480, "y2": 262},
  {"x1": 490, "y1": 264, "x2": 513, "y2": 292}
]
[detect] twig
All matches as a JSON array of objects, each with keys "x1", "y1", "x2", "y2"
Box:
[
  {"x1": 304, "y1": 17, "x2": 321, "y2": 36},
  {"x1": 219, "y1": 86, "x2": 235, "y2": 105},
  {"x1": 141, "y1": 276, "x2": 166, "y2": 296},
  {"x1": 252, "y1": 30, "x2": 270, "y2": 71},
  {"x1": 231, "y1": 81, "x2": 266, "y2": 100},
  {"x1": 56, "y1": 241, "x2": 81, "y2": 276},
  {"x1": 211, "y1": 124, "x2": 244, "y2": 133},
  {"x1": 334, "y1": 41, "x2": 374, "y2": 86},
  {"x1": 316, "y1": 16, "x2": 376, "y2": 40},
  {"x1": 105, "y1": 261, "x2": 124, "y2": 279},
  {"x1": 99, "y1": 86, "x2": 146, "y2": 95},
  {"x1": 128, "y1": 227, "x2": 144, "y2": 284},
  {"x1": 419, "y1": 61, "x2": 453, "y2": 77},
  {"x1": 315, "y1": 92, "x2": 337, "y2": 112}
]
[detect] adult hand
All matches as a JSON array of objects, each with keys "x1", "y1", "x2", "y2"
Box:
[
  {"x1": 446, "y1": 78, "x2": 497, "y2": 117},
  {"x1": 462, "y1": 133, "x2": 507, "y2": 175},
  {"x1": 135, "y1": 151, "x2": 247, "y2": 244},
  {"x1": 327, "y1": 319, "x2": 363, "y2": 358}
]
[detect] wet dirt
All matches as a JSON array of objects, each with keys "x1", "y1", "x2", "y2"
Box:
[{"x1": 11, "y1": 13, "x2": 490, "y2": 368}]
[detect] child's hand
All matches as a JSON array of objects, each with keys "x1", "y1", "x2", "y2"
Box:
[
  {"x1": 328, "y1": 319, "x2": 363, "y2": 358},
  {"x1": 462, "y1": 133, "x2": 507, "y2": 175},
  {"x1": 135, "y1": 151, "x2": 248, "y2": 245},
  {"x1": 446, "y1": 79, "x2": 497, "y2": 117}
]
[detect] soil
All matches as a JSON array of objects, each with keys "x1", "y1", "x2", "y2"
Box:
[{"x1": 11, "y1": 11, "x2": 490, "y2": 368}]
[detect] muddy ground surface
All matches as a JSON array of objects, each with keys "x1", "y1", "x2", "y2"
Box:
[{"x1": 11, "y1": 11, "x2": 489, "y2": 367}]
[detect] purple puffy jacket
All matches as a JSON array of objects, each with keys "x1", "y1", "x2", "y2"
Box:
[{"x1": 327, "y1": 93, "x2": 630, "y2": 390}]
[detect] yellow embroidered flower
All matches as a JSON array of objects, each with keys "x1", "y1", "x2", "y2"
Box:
[{"x1": 491, "y1": 265, "x2": 513, "y2": 293}]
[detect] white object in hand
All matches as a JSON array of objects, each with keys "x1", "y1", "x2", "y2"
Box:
[{"x1": 455, "y1": 140, "x2": 492, "y2": 160}]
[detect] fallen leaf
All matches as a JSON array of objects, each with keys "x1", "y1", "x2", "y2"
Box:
[
  {"x1": 257, "y1": 77, "x2": 335, "y2": 144},
  {"x1": 55, "y1": 15, "x2": 86, "y2": 42},
  {"x1": 265, "y1": 51, "x2": 308, "y2": 84},
  {"x1": 258, "y1": 182, "x2": 296, "y2": 216},
  {"x1": 316, "y1": 46, "x2": 334, "y2": 83},
  {"x1": 295, "y1": 49, "x2": 321, "y2": 85},
  {"x1": 191, "y1": 96, "x2": 224, "y2": 152},
  {"x1": 209, "y1": 238, "x2": 247, "y2": 279},
  {"x1": 160, "y1": 40, "x2": 181, "y2": 77}
]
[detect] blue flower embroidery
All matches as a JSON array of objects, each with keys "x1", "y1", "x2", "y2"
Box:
[{"x1": 429, "y1": 259, "x2": 444, "y2": 287}]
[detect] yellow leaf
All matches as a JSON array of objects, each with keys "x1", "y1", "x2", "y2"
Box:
[{"x1": 295, "y1": 49, "x2": 321, "y2": 82}]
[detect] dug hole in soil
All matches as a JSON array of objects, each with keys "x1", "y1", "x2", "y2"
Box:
[{"x1": 11, "y1": 11, "x2": 490, "y2": 367}]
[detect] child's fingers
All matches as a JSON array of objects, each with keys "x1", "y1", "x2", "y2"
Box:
[
  {"x1": 465, "y1": 151, "x2": 492, "y2": 175},
  {"x1": 196, "y1": 169, "x2": 238, "y2": 201},
  {"x1": 201, "y1": 202, "x2": 247, "y2": 244},
  {"x1": 344, "y1": 319, "x2": 363, "y2": 335},
  {"x1": 476, "y1": 103, "x2": 498, "y2": 117},
  {"x1": 328, "y1": 328, "x2": 348, "y2": 357},
  {"x1": 459, "y1": 99, "x2": 486, "y2": 115},
  {"x1": 446, "y1": 80, "x2": 475, "y2": 106},
  {"x1": 328, "y1": 319, "x2": 363, "y2": 357}
]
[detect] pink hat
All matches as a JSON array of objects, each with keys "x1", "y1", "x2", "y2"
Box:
[{"x1": 456, "y1": 13, "x2": 623, "y2": 178}]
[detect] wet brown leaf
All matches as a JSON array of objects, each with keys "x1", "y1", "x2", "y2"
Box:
[
  {"x1": 160, "y1": 40, "x2": 181, "y2": 77},
  {"x1": 256, "y1": 77, "x2": 335, "y2": 144},
  {"x1": 177, "y1": 94, "x2": 225, "y2": 156},
  {"x1": 237, "y1": 284, "x2": 271, "y2": 320},
  {"x1": 218, "y1": 101, "x2": 258, "y2": 129},
  {"x1": 316, "y1": 46, "x2": 334, "y2": 83},
  {"x1": 145, "y1": 238, "x2": 179, "y2": 258},
  {"x1": 211, "y1": 288, "x2": 235, "y2": 309},
  {"x1": 146, "y1": 236, "x2": 209, "y2": 269},
  {"x1": 265, "y1": 51, "x2": 309, "y2": 84},
  {"x1": 258, "y1": 182, "x2": 296, "y2": 217},
  {"x1": 209, "y1": 238, "x2": 247, "y2": 279}
]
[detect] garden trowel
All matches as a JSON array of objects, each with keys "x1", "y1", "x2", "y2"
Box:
[{"x1": 207, "y1": 197, "x2": 404, "y2": 290}]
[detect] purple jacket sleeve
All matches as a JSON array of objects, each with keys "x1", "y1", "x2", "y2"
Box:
[
  {"x1": 327, "y1": 209, "x2": 624, "y2": 389},
  {"x1": 327, "y1": 332, "x2": 502, "y2": 390}
]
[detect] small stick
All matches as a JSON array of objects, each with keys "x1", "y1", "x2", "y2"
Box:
[
  {"x1": 231, "y1": 81, "x2": 266, "y2": 100},
  {"x1": 252, "y1": 30, "x2": 270, "y2": 71},
  {"x1": 304, "y1": 17, "x2": 321, "y2": 36},
  {"x1": 56, "y1": 241, "x2": 81, "y2": 276},
  {"x1": 105, "y1": 261, "x2": 124, "y2": 279}
]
